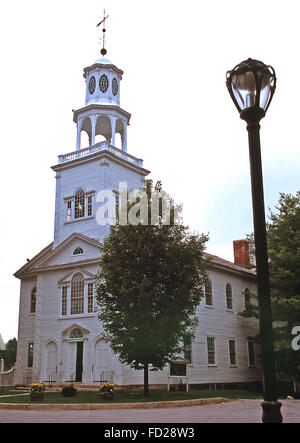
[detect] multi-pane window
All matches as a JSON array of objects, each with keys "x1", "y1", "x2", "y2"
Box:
[
  {"x1": 183, "y1": 335, "x2": 192, "y2": 363},
  {"x1": 226, "y1": 283, "x2": 233, "y2": 310},
  {"x1": 244, "y1": 288, "x2": 251, "y2": 309},
  {"x1": 67, "y1": 201, "x2": 72, "y2": 221},
  {"x1": 75, "y1": 190, "x2": 85, "y2": 219},
  {"x1": 73, "y1": 247, "x2": 84, "y2": 256},
  {"x1": 71, "y1": 273, "x2": 84, "y2": 315},
  {"x1": 229, "y1": 340, "x2": 236, "y2": 365},
  {"x1": 205, "y1": 279, "x2": 213, "y2": 306},
  {"x1": 66, "y1": 191, "x2": 94, "y2": 222},
  {"x1": 87, "y1": 196, "x2": 93, "y2": 217},
  {"x1": 88, "y1": 283, "x2": 94, "y2": 313},
  {"x1": 30, "y1": 288, "x2": 37, "y2": 314},
  {"x1": 248, "y1": 340, "x2": 255, "y2": 366},
  {"x1": 61, "y1": 287, "x2": 68, "y2": 316},
  {"x1": 207, "y1": 337, "x2": 216, "y2": 365},
  {"x1": 115, "y1": 192, "x2": 120, "y2": 220},
  {"x1": 27, "y1": 343, "x2": 34, "y2": 368}
]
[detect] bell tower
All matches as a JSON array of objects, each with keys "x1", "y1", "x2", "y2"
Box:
[
  {"x1": 74, "y1": 13, "x2": 129, "y2": 152},
  {"x1": 52, "y1": 14, "x2": 149, "y2": 247}
]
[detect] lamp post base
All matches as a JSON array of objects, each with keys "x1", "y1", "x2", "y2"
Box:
[{"x1": 261, "y1": 401, "x2": 283, "y2": 423}]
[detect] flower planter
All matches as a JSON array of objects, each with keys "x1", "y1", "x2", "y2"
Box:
[
  {"x1": 30, "y1": 393, "x2": 44, "y2": 402},
  {"x1": 101, "y1": 392, "x2": 114, "y2": 401}
]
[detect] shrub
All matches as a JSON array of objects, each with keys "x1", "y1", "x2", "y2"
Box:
[{"x1": 61, "y1": 385, "x2": 77, "y2": 397}]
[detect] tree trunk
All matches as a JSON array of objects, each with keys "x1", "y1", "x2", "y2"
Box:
[{"x1": 144, "y1": 363, "x2": 149, "y2": 397}]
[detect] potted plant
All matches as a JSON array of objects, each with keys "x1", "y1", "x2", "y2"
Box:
[
  {"x1": 30, "y1": 383, "x2": 46, "y2": 402},
  {"x1": 99, "y1": 383, "x2": 114, "y2": 400}
]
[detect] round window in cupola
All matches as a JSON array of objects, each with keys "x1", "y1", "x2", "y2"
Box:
[
  {"x1": 112, "y1": 77, "x2": 118, "y2": 96},
  {"x1": 99, "y1": 74, "x2": 109, "y2": 93},
  {"x1": 88, "y1": 76, "x2": 96, "y2": 94}
]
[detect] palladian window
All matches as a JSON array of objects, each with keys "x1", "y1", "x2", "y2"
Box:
[
  {"x1": 75, "y1": 190, "x2": 85, "y2": 219},
  {"x1": 65, "y1": 190, "x2": 94, "y2": 222}
]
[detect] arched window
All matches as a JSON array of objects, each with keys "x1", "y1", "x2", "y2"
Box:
[
  {"x1": 73, "y1": 247, "x2": 84, "y2": 256},
  {"x1": 205, "y1": 279, "x2": 213, "y2": 306},
  {"x1": 30, "y1": 287, "x2": 37, "y2": 313},
  {"x1": 226, "y1": 283, "x2": 233, "y2": 310},
  {"x1": 70, "y1": 328, "x2": 84, "y2": 339},
  {"x1": 71, "y1": 273, "x2": 84, "y2": 315},
  {"x1": 75, "y1": 190, "x2": 85, "y2": 219}
]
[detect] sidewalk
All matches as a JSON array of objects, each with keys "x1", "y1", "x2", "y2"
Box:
[{"x1": 0, "y1": 400, "x2": 299, "y2": 423}]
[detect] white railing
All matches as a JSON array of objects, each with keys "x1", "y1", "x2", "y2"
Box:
[
  {"x1": 0, "y1": 367, "x2": 15, "y2": 386},
  {"x1": 58, "y1": 141, "x2": 143, "y2": 167}
]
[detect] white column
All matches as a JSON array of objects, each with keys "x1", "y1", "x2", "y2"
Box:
[
  {"x1": 111, "y1": 117, "x2": 116, "y2": 146},
  {"x1": 91, "y1": 115, "x2": 96, "y2": 146},
  {"x1": 122, "y1": 122, "x2": 128, "y2": 152},
  {"x1": 76, "y1": 120, "x2": 82, "y2": 151}
]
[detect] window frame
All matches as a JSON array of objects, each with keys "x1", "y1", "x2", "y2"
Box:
[
  {"x1": 61, "y1": 286, "x2": 68, "y2": 316},
  {"x1": 70, "y1": 273, "x2": 85, "y2": 315},
  {"x1": 65, "y1": 191, "x2": 95, "y2": 223},
  {"x1": 248, "y1": 340, "x2": 256, "y2": 367},
  {"x1": 30, "y1": 288, "x2": 37, "y2": 314},
  {"x1": 225, "y1": 283, "x2": 233, "y2": 310},
  {"x1": 228, "y1": 339, "x2": 237, "y2": 366},
  {"x1": 27, "y1": 343, "x2": 34, "y2": 368},
  {"x1": 88, "y1": 283, "x2": 94, "y2": 313},
  {"x1": 206, "y1": 336, "x2": 216, "y2": 366},
  {"x1": 204, "y1": 279, "x2": 213, "y2": 306},
  {"x1": 183, "y1": 335, "x2": 192, "y2": 364}
]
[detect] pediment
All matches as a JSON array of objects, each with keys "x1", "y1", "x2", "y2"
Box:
[
  {"x1": 58, "y1": 268, "x2": 96, "y2": 285},
  {"x1": 35, "y1": 233, "x2": 103, "y2": 269}
]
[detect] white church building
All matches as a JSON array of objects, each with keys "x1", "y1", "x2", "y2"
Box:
[{"x1": 14, "y1": 36, "x2": 262, "y2": 389}]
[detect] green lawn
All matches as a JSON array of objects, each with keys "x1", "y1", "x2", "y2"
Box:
[{"x1": 0, "y1": 389, "x2": 263, "y2": 404}]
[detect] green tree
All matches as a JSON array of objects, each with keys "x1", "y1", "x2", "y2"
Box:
[
  {"x1": 1, "y1": 338, "x2": 17, "y2": 371},
  {"x1": 242, "y1": 191, "x2": 300, "y2": 386},
  {"x1": 96, "y1": 181, "x2": 208, "y2": 397}
]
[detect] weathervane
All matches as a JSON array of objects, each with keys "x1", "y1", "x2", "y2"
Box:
[{"x1": 97, "y1": 9, "x2": 109, "y2": 56}]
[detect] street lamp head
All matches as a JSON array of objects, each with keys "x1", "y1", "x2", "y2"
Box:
[{"x1": 226, "y1": 58, "x2": 276, "y2": 122}]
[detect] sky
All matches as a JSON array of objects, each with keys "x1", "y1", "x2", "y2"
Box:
[{"x1": 0, "y1": 0, "x2": 299, "y2": 343}]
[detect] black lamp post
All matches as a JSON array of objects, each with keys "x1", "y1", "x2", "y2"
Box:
[{"x1": 226, "y1": 58, "x2": 283, "y2": 423}]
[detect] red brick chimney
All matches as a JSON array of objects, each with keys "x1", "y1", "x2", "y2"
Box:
[{"x1": 233, "y1": 240, "x2": 250, "y2": 267}]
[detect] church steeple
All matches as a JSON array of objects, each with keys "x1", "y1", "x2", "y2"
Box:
[{"x1": 73, "y1": 14, "x2": 129, "y2": 152}]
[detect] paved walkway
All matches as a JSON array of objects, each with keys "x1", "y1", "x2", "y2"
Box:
[{"x1": 0, "y1": 400, "x2": 299, "y2": 423}]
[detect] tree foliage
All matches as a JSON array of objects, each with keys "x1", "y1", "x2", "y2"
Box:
[
  {"x1": 0, "y1": 338, "x2": 17, "y2": 371},
  {"x1": 242, "y1": 191, "x2": 300, "y2": 383},
  {"x1": 96, "y1": 181, "x2": 208, "y2": 396}
]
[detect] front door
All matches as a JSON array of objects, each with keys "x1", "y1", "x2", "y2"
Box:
[
  {"x1": 67, "y1": 341, "x2": 84, "y2": 382},
  {"x1": 76, "y1": 341, "x2": 83, "y2": 382}
]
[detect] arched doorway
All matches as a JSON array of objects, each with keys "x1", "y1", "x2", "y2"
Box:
[{"x1": 45, "y1": 341, "x2": 58, "y2": 382}]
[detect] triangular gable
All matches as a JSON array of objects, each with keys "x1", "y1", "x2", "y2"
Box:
[
  {"x1": 14, "y1": 233, "x2": 103, "y2": 278},
  {"x1": 35, "y1": 233, "x2": 103, "y2": 269}
]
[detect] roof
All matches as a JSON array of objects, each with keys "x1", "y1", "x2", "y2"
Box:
[
  {"x1": 204, "y1": 252, "x2": 256, "y2": 278},
  {"x1": 14, "y1": 233, "x2": 256, "y2": 281},
  {"x1": 14, "y1": 233, "x2": 103, "y2": 279}
]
